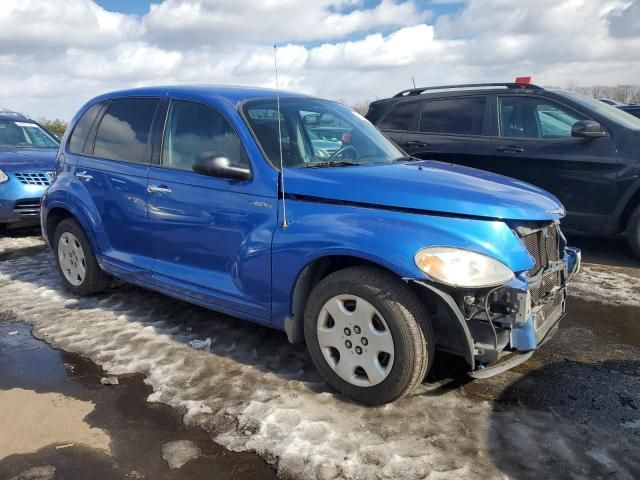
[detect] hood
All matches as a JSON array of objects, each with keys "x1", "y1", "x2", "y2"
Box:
[
  {"x1": 0, "y1": 147, "x2": 57, "y2": 171},
  {"x1": 284, "y1": 160, "x2": 565, "y2": 221}
]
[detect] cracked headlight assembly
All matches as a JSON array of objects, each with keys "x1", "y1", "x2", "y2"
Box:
[
  {"x1": 415, "y1": 247, "x2": 514, "y2": 288},
  {"x1": 0, "y1": 169, "x2": 8, "y2": 184}
]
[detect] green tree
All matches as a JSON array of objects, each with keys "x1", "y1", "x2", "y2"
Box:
[{"x1": 37, "y1": 118, "x2": 68, "y2": 138}]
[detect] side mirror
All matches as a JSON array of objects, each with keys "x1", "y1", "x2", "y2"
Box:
[
  {"x1": 571, "y1": 120, "x2": 608, "y2": 138},
  {"x1": 192, "y1": 153, "x2": 251, "y2": 181}
]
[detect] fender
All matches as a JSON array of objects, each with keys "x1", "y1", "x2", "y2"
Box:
[
  {"x1": 271, "y1": 197, "x2": 535, "y2": 334},
  {"x1": 606, "y1": 174, "x2": 640, "y2": 233}
]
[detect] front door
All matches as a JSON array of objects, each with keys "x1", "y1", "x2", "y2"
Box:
[
  {"x1": 490, "y1": 95, "x2": 619, "y2": 232},
  {"x1": 147, "y1": 99, "x2": 277, "y2": 321}
]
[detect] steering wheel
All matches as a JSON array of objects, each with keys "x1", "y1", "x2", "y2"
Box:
[{"x1": 327, "y1": 145, "x2": 357, "y2": 162}]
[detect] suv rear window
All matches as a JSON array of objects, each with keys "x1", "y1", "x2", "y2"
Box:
[
  {"x1": 379, "y1": 102, "x2": 420, "y2": 131},
  {"x1": 93, "y1": 98, "x2": 159, "y2": 163},
  {"x1": 419, "y1": 97, "x2": 486, "y2": 135},
  {"x1": 68, "y1": 102, "x2": 104, "y2": 154}
]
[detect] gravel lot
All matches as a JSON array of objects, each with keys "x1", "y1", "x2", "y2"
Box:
[{"x1": 0, "y1": 230, "x2": 638, "y2": 479}]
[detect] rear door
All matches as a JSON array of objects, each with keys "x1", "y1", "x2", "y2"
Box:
[
  {"x1": 75, "y1": 97, "x2": 160, "y2": 277},
  {"x1": 147, "y1": 98, "x2": 276, "y2": 321},
  {"x1": 490, "y1": 95, "x2": 619, "y2": 232},
  {"x1": 398, "y1": 95, "x2": 493, "y2": 171}
]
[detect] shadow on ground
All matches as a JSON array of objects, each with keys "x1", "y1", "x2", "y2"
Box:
[{"x1": 489, "y1": 358, "x2": 640, "y2": 480}]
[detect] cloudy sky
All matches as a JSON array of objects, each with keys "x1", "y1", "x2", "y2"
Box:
[{"x1": 1, "y1": 0, "x2": 639, "y2": 120}]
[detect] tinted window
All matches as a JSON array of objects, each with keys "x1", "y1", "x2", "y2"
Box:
[
  {"x1": 94, "y1": 98, "x2": 158, "y2": 163},
  {"x1": 379, "y1": 102, "x2": 420, "y2": 131},
  {"x1": 68, "y1": 103, "x2": 103, "y2": 154},
  {"x1": 420, "y1": 97, "x2": 486, "y2": 135},
  {"x1": 162, "y1": 100, "x2": 249, "y2": 172},
  {"x1": 499, "y1": 96, "x2": 587, "y2": 139}
]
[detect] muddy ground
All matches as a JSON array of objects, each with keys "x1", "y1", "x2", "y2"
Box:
[{"x1": 0, "y1": 229, "x2": 638, "y2": 479}]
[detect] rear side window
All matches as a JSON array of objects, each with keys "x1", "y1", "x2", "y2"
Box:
[
  {"x1": 420, "y1": 97, "x2": 486, "y2": 135},
  {"x1": 93, "y1": 98, "x2": 159, "y2": 163},
  {"x1": 379, "y1": 102, "x2": 420, "y2": 131},
  {"x1": 161, "y1": 100, "x2": 249, "y2": 172},
  {"x1": 68, "y1": 102, "x2": 103, "y2": 154}
]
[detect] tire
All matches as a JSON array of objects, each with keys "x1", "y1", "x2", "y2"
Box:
[
  {"x1": 53, "y1": 218, "x2": 110, "y2": 295},
  {"x1": 304, "y1": 266, "x2": 434, "y2": 405},
  {"x1": 628, "y1": 204, "x2": 640, "y2": 259}
]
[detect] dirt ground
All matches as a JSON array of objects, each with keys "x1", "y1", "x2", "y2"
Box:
[{"x1": 0, "y1": 229, "x2": 638, "y2": 479}]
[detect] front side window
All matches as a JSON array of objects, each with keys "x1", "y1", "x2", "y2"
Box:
[
  {"x1": 68, "y1": 102, "x2": 104, "y2": 154},
  {"x1": 162, "y1": 100, "x2": 248, "y2": 172},
  {"x1": 499, "y1": 96, "x2": 588, "y2": 139},
  {"x1": 419, "y1": 97, "x2": 486, "y2": 135},
  {"x1": 0, "y1": 119, "x2": 59, "y2": 149},
  {"x1": 93, "y1": 98, "x2": 159, "y2": 163},
  {"x1": 243, "y1": 98, "x2": 404, "y2": 168},
  {"x1": 379, "y1": 101, "x2": 420, "y2": 131}
]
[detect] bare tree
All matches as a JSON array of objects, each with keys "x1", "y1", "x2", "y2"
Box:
[{"x1": 564, "y1": 82, "x2": 640, "y2": 104}]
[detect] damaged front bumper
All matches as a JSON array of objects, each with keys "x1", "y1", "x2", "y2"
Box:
[{"x1": 411, "y1": 231, "x2": 581, "y2": 379}]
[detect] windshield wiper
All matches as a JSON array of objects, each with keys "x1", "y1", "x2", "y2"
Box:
[
  {"x1": 302, "y1": 160, "x2": 362, "y2": 168},
  {"x1": 391, "y1": 156, "x2": 421, "y2": 163}
]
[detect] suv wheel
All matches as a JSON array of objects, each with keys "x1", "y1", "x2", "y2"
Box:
[
  {"x1": 627, "y1": 203, "x2": 640, "y2": 258},
  {"x1": 54, "y1": 218, "x2": 110, "y2": 295},
  {"x1": 304, "y1": 266, "x2": 434, "y2": 405}
]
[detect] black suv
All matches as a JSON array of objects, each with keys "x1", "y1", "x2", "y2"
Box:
[{"x1": 367, "y1": 82, "x2": 640, "y2": 256}]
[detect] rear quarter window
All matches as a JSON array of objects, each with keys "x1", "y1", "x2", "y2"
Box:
[
  {"x1": 93, "y1": 98, "x2": 159, "y2": 164},
  {"x1": 420, "y1": 97, "x2": 486, "y2": 135},
  {"x1": 68, "y1": 102, "x2": 104, "y2": 154}
]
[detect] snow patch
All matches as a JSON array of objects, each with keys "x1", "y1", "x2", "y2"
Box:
[
  {"x1": 570, "y1": 264, "x2": 640, "y2": 307},
  {"x1": 161, "y1": 440, "x2": 201, "y2": 469}
]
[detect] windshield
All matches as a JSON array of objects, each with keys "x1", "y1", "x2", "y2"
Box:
[
  {"x1": 242, "y1": 98, "x2": 404, "y2": 168},
  {"x1": 557, "y1": 91, "x2": 640, "y2": 130},
  {"x1": 0, "y1": 119, "x2": 59, "y2": 149}
]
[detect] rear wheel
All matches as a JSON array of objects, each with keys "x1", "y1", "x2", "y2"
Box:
[
  {"x1": 54, "y1": 218, "x2": 110, "y2": 295},
  {"x1": 627, "y1": 204, "x2": 640, "y2": 258},
  {"x1": 304, "y1": 266, "x2": 434, "y2": 405}
]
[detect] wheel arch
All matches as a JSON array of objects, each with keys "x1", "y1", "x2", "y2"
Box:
[
  {"x1": 44, "y1": 203, "x2": 98, "y2": 254},
  {"x1": 283, "y1": 254, "x2": 475, "y2": 368}
]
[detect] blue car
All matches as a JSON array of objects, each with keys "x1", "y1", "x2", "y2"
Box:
[
  {"x1": 0, "y1": 111, "x2": 59, "y2": 230},
  {"x1": 41, "y1": 86, "x2": 580, "y2": 404}
]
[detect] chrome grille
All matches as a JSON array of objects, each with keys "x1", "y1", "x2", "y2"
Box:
[
  {"x1": 13, "y1": 199, "x2": 40, "y2": 216},
  {"x1": 14, "y1": 171, "x2": 53, "y2": 186}
]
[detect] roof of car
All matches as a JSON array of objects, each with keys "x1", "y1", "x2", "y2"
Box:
[
  {"x1": 0, "y1": 110, "x2": 30, "y2": 122},
  {"x1": 91, "y1": 85, "x2": 313, "y2": 106}
]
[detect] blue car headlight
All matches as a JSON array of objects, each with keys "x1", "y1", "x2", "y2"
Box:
[
  {"x1": 415, "y1": 247, "x2": 514, "y2": 288},
  {"x1": 0, "y1": 169, "x2": 8, "y2": 184}
]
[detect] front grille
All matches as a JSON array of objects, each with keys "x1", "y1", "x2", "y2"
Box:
[
  {"x1": 533, "y1": 289, "x2": 565, "y2": 338},
  {"x1": 13, "y1": 199, "x2": 41, "y2": 216},
  {"x1": 521, "y1": 224, "x2": 560, "y2": 276},
  {"x1": 14, "y1": 171, "x2": 53, "y2": 186}
]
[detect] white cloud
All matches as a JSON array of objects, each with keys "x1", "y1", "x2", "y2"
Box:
[{"x1": 0, "y1": 0, "x2": 639, "y2": 119}]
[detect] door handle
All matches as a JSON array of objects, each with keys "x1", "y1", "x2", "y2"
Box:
[
  {"x1": 75, "y1": 171, "x2": 93, "y2": 182},
  {"x1": 147, "y1": 185, "x2": 172, "y2": 194},
  {"x1": 496, "y1": 146, "x2": 525, "y2": 153},
  {"x1": 405, "y1": 140, "x2": 430, "y2": 148}
]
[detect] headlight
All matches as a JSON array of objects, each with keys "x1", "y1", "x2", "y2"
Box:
[
  {"x1": 0, "y1": 169, "x2": 8, "y2": 184},
  {"x1": 414, "y1": 247, "x2": 514, "y2": 288}
]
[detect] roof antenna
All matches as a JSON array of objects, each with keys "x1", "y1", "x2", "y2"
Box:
[
  {"x1": 412, "y1": 76, "x2": 416, "y2": 89},
  {"x1": 274, "y1": 44, "x2": 288, "y2": 230}
]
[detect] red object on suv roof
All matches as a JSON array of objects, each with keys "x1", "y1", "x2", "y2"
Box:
[{"x1": 515, "y1": 76, "x2": 533, "y2": 84}]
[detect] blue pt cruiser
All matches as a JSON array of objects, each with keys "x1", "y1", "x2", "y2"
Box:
[{"x1": 41, "y1": 86, "x2": 581, "y2": 404}]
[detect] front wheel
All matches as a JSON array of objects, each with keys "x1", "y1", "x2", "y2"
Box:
[
  {"x1": 627, "y1": 204, "x2": 640, "y2": 259},
  {"x1": 304, "y1": 266, "x2": 434, "y2": 405},
  {"x1": 53, "y1": 218, "x2": 110, "y2": 295}
]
